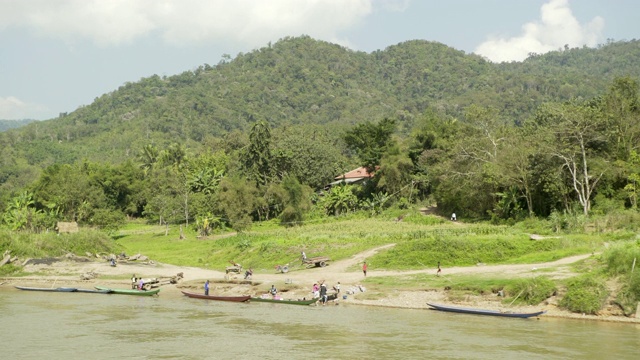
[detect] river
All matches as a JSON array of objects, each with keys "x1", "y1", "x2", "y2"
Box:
[{"x1": 2, "y1": 289, "x2": 639, "y2": 359}]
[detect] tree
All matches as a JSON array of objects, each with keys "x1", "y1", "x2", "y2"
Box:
[
  {"x1": 138, "y1": 144, "x2": 159, "y2": 174},
  {"x1": 535, "y1": 101, "x2": 608, "y2": 216},
  {"x1": 602, "y1": 76, "x2": 640, "y2": 160},
  {"x1": 343, "y1": 118, "x2": 397, "y2": 173},
  {"x1": 278, "y1": 175, "x2": 312, "y2": 226},
  {"x1": 30, "y1": 164, "x2": 108, "y2": 223},
  {"x1": 244, "y1": 120, "x2": 273, "y2": 186},
  {"x1": 217, "y1": 176, "x2": 258, "y2": 232}
]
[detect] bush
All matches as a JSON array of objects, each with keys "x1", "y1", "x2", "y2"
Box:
[
  {"x1": 560, "y1": 275, "x2": 608, "y2": 314},
  {"x1": 602, "y1": 241, "x2": 640, "y2": 276},
  {"x1": 505, "y1": 277, "x2": 556, "y2": 305},
  {"x1": 615, "y1": 271, "x2": 640, "y2": 316}
]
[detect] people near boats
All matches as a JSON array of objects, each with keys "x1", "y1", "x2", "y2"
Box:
[
  {"x1": 333, "y1": 282, "x2": 341, "y2": 294},
  {"x1": 363, "y1": 262, "x2": 367, "y2": 277},
  {"x1": 131, "y1": 274, "x2": 137, "y2": 289},
  {"x1": 269, "y1": 284, "x2": 278, "y2": 298},
  {"x1": 312, "y1": 283, "x2": 319, "y2": 298},
  {"x1": 138, "y1": 278, "x2": 145, "y2": 290},
  {"x1": 244, "y1": 268, "x2": 253, "y2": 279},
  {"x1": 320, "y1": 283, "x2": 328, "y2": 305},
  {"x1": 204, "y1": 280, "x2": 210, "y2": 295}
]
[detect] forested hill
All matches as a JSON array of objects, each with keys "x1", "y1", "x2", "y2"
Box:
[
  {"x1": 0, "y1": 119, "x2": 38, "y2": 132},
  {"x1": 2, "y1": 36, "x2": 640, "y2": 169}
]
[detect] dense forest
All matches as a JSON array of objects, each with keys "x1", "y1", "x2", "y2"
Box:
[
  {"x1": 0, "y1": 119, "x2": 38, "y2": 132},
  {"x1": 1, "y1": 36, "x2": 639, "y2": 234}
]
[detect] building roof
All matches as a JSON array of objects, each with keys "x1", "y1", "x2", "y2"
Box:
[{"x1": 334, "y1": 166, "x2": 374, "y2": 180}]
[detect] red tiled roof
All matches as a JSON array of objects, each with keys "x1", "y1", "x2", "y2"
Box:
[{"x1": 335, "y1": 166, "x2": 374, "y2": 180}]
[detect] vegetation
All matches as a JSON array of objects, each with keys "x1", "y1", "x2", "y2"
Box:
[
  {"x1": 0, "y1": 119, "x2": 38, "y2": 132},
  {"x1": 2, "y1": 36, "x2": 640, "y2": 316},
  {"x1": 504, "y1": 277, "x2": 557, "y2": 306},
  {"x1": 560, "y1": 275, "x2": 609, "y2": 315}
]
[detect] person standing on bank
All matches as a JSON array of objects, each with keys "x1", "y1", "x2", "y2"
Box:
[
  {"x1": 363, "y1": 262, "x2": 368, "y2": 277},
  {"x1": 320, "y1": 283, "x2": 328, "y2": 305},
  {"x1": 437, "y1": 261, "x2": 442, "y2": 276},
  {"x1": 204, "y1": 280, "x2": 210, "y2": 295}
]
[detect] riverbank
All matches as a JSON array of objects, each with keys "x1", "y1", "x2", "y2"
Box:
[{"x1": 1, "y1": 252, "x2": 638, "y2": 325}]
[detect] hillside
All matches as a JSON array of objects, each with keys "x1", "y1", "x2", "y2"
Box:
[
  {"x1": 2, "y1": 37, "x2": 639, "y2": 169},
  {"x1": 0, "y1": 119, "x2": 38, "y2": 132}
]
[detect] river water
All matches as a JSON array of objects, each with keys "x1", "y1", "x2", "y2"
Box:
[{"x1": 1, "y1": 289, "x2": 639, "y2": 360}]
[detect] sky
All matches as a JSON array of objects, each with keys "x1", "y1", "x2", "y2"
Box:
[{"x1": 0, "y1": 0, "x2": 637, "y2": 121}]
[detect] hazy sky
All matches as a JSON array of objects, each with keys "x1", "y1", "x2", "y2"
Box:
[{"x1": 0, "y1": 0, "x2": 637, "y2": 120}]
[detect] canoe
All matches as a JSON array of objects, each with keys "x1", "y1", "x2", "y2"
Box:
[
  {"x1": 181, "y1": 291, "x2": 250, "y2": 302},
  {"x1": 15, "y1": 286, "x2": 77, "y2": 292},
  {"x1": 426, "y1": 303, "x2": 546, "y2": 319},
  {"x1": 95, "y1": 286, "x2": 160, "y2": 296},
  {"x1": 251, "y1": 297, "x2": 319, "y2": 305},
  {"x1": 75, "y1": 288, "x2": 113, "y2": 294}
]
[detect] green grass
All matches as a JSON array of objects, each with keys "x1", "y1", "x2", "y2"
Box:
[
  {"x1": 0, "y1": 228, "x2": 119, "y2": 259},
  {"x1": 108, "y1": 209, "x2": 619, "y2": 275}
]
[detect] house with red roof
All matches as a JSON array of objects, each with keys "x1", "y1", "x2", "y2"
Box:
[{"x1": 326, "y1": 166, "x2": 376, "y2": 188}]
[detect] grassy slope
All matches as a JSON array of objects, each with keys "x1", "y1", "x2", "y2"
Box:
[{"x1": 114, "y1": 210, "x2": 610, "y2": 273}]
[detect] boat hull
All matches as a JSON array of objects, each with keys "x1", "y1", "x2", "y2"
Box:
[
  {"x1": 75, "y1": 288, "x2": 113, "y2": 294},
  {"x1": 427, "y1": 303, "x2": 546, "y2": 318},
  {"x1": 95, "y1": 286, "x2": 160, "y2": 296},
  {"x1": 15, "y1": 286, "x2": 77, "y2": 292},
  {"x1": 251, "y1": 297, "x2": 319, "y2": 305},
  {"x1": 181, "y1": 291, "x2": 250, "y2": 302}
]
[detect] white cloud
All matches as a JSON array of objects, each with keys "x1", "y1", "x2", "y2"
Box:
[
  {"x1": 0, "y1": 0, "x2": 373, "y2": 47},
  {"x1": 0, "y1": 96, "x2": 51, "y2": 120},
  {"x1": 474, "y1": 0, "x2": 604, "y2": 62}
]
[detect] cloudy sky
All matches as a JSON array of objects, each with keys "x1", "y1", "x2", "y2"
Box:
[{"x1": 0, "y1": 0, "x2": 637, "y2": 120}]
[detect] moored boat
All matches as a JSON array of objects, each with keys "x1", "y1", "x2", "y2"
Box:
[
  {"x1": 15, "y1": 286, "x2": 77, "y2": 292},
  {"x1": 250, "y1": 296, "x2": 319, "y2": 305},
  {"x1": 426, "y1": 303, "x2": 546, "y2": 319},
  {"x1": 181, "y1": 290, "x2": 250, "y2": 302},
  {"x1": 75, "y1": 288, "x2": 113, "y2": 294},
  {"x1": 95, "y1": 286, "x2": 160, "y2": 296}
]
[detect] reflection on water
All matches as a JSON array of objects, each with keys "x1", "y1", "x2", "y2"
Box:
[{"x1": 1, "y1": 289, "x2": 639, "y2": 359}]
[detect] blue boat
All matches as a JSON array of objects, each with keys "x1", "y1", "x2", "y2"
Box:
[
  {"x1": 15, "y1": 286, "x2": 77, "y2": 292},
  {"x1": 15, "y1": 286, "x2": 112, "y2": 294},
  {"x1": 427, "y1": 303, "x2": 546, "y2": 319}
]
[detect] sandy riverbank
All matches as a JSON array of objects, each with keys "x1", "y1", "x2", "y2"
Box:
[{"x1": 1, "y1": 249, "x2": 639, "y2": 325}]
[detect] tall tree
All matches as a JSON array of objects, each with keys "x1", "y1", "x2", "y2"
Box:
[
  {"x1": 343, "y1": 118, "x2": 397, "y2": 173},
  {"x1": 244, "y1": 120, "x2": 273, "y2": 186},
  {"x1": 217, "y1": 176, "x2": 258, "y2": 232},
  {"x1": 535, "y1": 101, "x2": 608, "y2": 216}
]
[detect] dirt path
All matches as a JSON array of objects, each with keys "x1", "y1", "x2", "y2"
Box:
[{"x1": 9, "y1": 243, "x2": 591, "y2": 286}]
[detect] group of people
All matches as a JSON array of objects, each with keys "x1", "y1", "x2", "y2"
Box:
[
  {"x1": 131, "y1": 274, "x2": 146, "y2": 290},
  {"x1": 311, "y1": 281, "x2": 341, "y2": 305}
]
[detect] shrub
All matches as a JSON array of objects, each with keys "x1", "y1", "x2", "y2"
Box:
[
  {"x1": 505, "y1": 277, "x2": 556, "y2": 305},
  {"x1": 602, "y1": 241, "x2": 640, "y2": 276},
  {"x1": 560, "y1": 275, "x2": 608, "y2": 314},
  {"x1": 615, "y1": 271, "x2": 640, "y2": 316}
]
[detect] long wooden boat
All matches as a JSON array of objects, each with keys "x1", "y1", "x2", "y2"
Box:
[
  {"x1": 15, "y1": 286, "x2": 77, "y2": 292},
  {"x1": 75, "y1": 288, "x2": 113, "y2": 294},
  {"x1": 181, "y1": 290, "x2": 250, "y2": 302},
  {"x1": 251, "y1": 297, "x2": 319, "y2": 305},
  {"x1": 427, "y1": 303, "x2": 546, "y2": 319},
  {"x1": 95, "y1": 286, "x2": 160, "y2": 296}
]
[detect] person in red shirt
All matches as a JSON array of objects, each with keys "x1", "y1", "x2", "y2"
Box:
[{"x1": 362, "y1": 262, "x2": 367, "y2": 277}]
